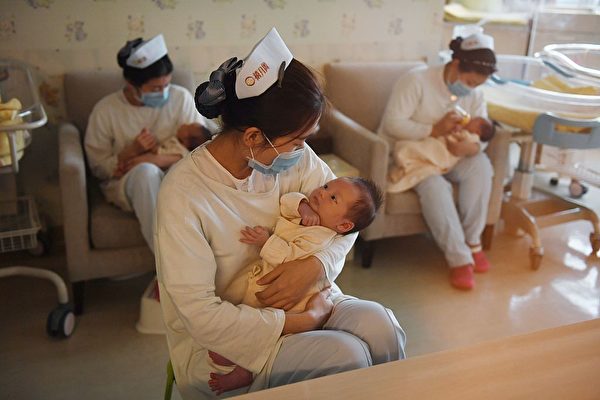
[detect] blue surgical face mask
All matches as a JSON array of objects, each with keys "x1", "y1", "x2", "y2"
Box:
[
  {"x1": 140, "y1": 85, "x2": 170, "y2": 108},
  {"x1": 247, "y1": 135, "x2": 304, "y2": 175},
  {"x1": 447, "y1": 79, "x2": 472, "y2": 98}
]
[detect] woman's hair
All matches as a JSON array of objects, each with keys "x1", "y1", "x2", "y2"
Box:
[
  {"x1": 117, "y1": 38, "x2": 173, "y2": 87},
  {"x1": 344, "y1": 177, "x2": 383, "y2": 235},
  {"x1": 449, "y1": 37, "x2": 497, "y2": 76},
  {"x1": 195, "y1": 58, "x2": 326, "y2": 143}
]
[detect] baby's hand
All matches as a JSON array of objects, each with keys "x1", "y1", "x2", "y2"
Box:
[
  {"x1": 240, "y1": 226, "x2": 270, "y2": 246},
  {"x1": 298, "y1": 200, "x2": 320, "y2": 226}
]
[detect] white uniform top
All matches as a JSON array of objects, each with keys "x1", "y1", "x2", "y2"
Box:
[
  {"x1": 154, "y1": 145, "x2": 356, "y2": 398},
  {"x1": 84, "y1": 84, "x2": 210, "y2": 210},
  {"x1": 377, "y1": 64, "x2": 488, "y2": 147}
]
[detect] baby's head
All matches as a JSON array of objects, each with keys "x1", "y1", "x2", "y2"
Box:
[
  {"x1": 176, "y1": 123, "x2": 210, "y2": 150},
  {"x1": 464, "y1": 117, "x2": 495, "y2": 142},
  {"x1": 307, "y1": 177, "x2": 383, "y2": 235}
]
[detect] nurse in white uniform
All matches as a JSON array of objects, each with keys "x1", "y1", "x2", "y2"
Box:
[
  {"x1": 85, "y1": 34, "x2": 212, "y2": 252},
  {"x1": 154, "y1": 28, "x2": 406, "y2": 399},
  {"x1": 379, "y1": 33, "x2": 497, "y2": 290}
]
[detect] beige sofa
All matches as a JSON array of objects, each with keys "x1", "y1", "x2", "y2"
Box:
[
  {"x1": 58, "y1": 70, "x2": 194, "y2": 314},
  {"x1": 320, "y1": 61, "x2": 511, "y2": 267}
]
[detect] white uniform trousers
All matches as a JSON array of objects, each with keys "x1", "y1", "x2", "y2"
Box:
[
  {"x1": 413, "y1": 152, "x2": 493, "y2": 268},
  {"x1": 124, "y1": 162, "x2": 164, "y2": 253},
  {"x1": 268, "y1": 298, "x2": 406, "y2": 388}
]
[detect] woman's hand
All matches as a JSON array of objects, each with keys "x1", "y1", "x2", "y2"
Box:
[
  {"x1": 117, "y1": 128, "x2": 158, "y2": 165},
  {"x1": 431, "y1": 111, "x2": 462, "y2": 138},
  {"x1": 134, "y1": 128, "x2": 158, "y2": 153},
  {"x1": 256, "y1": 256, "x2": 328, "y2": 310},
  {"x1": 282, "y1": 289, "x2": 333, "y2": 335}
]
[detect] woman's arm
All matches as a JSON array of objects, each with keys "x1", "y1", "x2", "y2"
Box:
[
  {"x1": 123, "y1": 152, "x2": 182, "y2": 171},
  {"x1": 117, "y1": 128, "x2": 158, "y2": 164},
  {"x1": 282, "y1": 289, "x2": 333, "y2": 334},
  {"x1": 156, "y1": 182, "x2": 286, "y2": 374},
  {"x1": 84, "y1": 107, "x2": 119, "y2": 180},
  {"x1": 256, "y1": 255, "x2": 329, "y2": 310},
  {"x1": 379, "y1": 74, "x2": 432, "y2": 141}
]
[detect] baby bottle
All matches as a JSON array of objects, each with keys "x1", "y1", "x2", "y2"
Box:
[{"x1": 448, "y1": 95, "x2": 471, "y2": 126}]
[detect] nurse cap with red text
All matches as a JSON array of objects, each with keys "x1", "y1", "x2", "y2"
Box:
[
  {"x1": 235, "y1": 27, "x2": 293, "y2": 99},
  {"x1": 194, "y1": 28, "x2": 294, "y2": 118}
]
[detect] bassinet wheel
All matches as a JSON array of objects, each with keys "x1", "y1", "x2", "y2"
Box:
[
  {"x1": 529, "y1": 247, "x2": 544, "y2": 270},
  {"x1": 590, "y1": 232, "x2": 600, "y2": 255},
  {"x1": 46, "y1": 304, "x2": 75, "y2": 338}
]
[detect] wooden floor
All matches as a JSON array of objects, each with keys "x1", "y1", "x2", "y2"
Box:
[{"x1": 1, "y1": 176, "x2": 600, "y2": 399}]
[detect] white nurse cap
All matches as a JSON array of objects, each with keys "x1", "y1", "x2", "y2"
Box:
[
  {"x1": 126, "y1": 34, "x2": 169, "y2": 69},
  {"x1": 235, "y1": 28, "x2": 294, "y2": 99},
  {"x1": 460, "y1": 33, "x2": 494, "y2": 51}
]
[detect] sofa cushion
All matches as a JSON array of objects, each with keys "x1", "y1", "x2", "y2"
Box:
[
  {"x1": 89, "y1": 192, "x2": 146, "y2": 249},
  {"x1": 324, "y1": 61, "x2": 425, "y2": 132},
  {"x1": 385, "y1": 190, "x2": 422, "y2": 215}
]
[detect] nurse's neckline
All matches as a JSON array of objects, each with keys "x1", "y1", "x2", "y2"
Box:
[{"x1": 205, "y1": 135, "x2": 253, "y2": 180}]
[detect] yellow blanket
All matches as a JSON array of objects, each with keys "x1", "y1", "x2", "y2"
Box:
[
  {"x1": 0, "y1": 97, "x2": 28, "y2": 167},
  {"x1": 488, "y1": 75, "x2": 600, "y2": 133}
]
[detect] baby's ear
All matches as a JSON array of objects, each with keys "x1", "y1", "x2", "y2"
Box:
[{"x1": 337, "y1": 220, "x2": 355, "y2": 234}]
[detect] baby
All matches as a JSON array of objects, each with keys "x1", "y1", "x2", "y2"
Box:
[
  {"x1": 154, "y1": 122, "x2": 210, "y2": 157},
  {"x1": 388, "y1": 117, "x2": 494, "y2": 193},
  {"x1": 115, "y1": 123, "x2": 210, "y2": 176},
  {"x1": 208, "y1": 176, "x2": 384, "y2": 395}
]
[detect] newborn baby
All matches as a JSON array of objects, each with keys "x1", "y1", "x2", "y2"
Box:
[{"x1": 388, "y1": 117, "x2": 494, "y2": 193}]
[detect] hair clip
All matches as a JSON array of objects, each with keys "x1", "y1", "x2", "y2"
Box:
[{"x1": 277, "y1": 61, "x2": 286, "y2": 88}]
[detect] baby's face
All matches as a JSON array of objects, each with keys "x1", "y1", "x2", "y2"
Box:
[
  {"x1": 307, "y1": 177, "x2": 361, "y2": 233},
  {"x1": 176, "y1": 123, "x2": 208, "y2": 149},
  {"x1": 464, "y1": 118, "x2": 484, "y2": 135}
]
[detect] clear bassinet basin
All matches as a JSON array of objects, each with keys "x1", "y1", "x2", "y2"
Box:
[{"x1": 481, "y1": 54, "x2": 600, "y2": 132}]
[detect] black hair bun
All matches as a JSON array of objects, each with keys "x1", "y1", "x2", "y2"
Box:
[
  {"x1": 194, "y1": 57, "x2": 243, "y2": 119},
  {"x1": 117, "y1": 38, "x2": 143, "y2": 68},
  {"x1": 449, "y1": 36, "x2": 463, "y2": 53},
  {"x1": 195, "y1": 81, "x2": 224, "y2": 119}
]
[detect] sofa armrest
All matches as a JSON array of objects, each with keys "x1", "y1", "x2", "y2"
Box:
[
  {"x1": 320, "y1": 108, "x2": 389, "y2": 189},
  {"x1": 58, "y1": 122, "x2": 90, "y2": 263},
  {"x1": 484, "y1": 127, "x2": 511, "y2": 224}
]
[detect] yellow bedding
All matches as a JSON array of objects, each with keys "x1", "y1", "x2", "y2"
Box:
[
  {"x1": 487, "y1": 75, "x2": 600, "y2": 133},
  {"x1": 444, "y1": 3, "x2": 529, "y2": 25},
  {"x1": 0, "y1": 97, "x2": 28, "y2": 167}
]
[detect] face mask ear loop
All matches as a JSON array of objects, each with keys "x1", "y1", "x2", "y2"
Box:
[
  {"x1": 131, "y1": 85, "x2": 143, "y2": 103},
  {"x1": 262, "y1": 133, "x2": 280, "y2": 155}
]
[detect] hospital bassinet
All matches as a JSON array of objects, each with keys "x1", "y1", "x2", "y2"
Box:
[
  {"x1": 483, "y1": 49, "x2": 600, "y2": 269},
  {"x1": 483, "y1": 53, "x2": 600, "y2": 132},
  {"x1": 0, "y1": 59, "x2": 75, "y2": 338}
]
